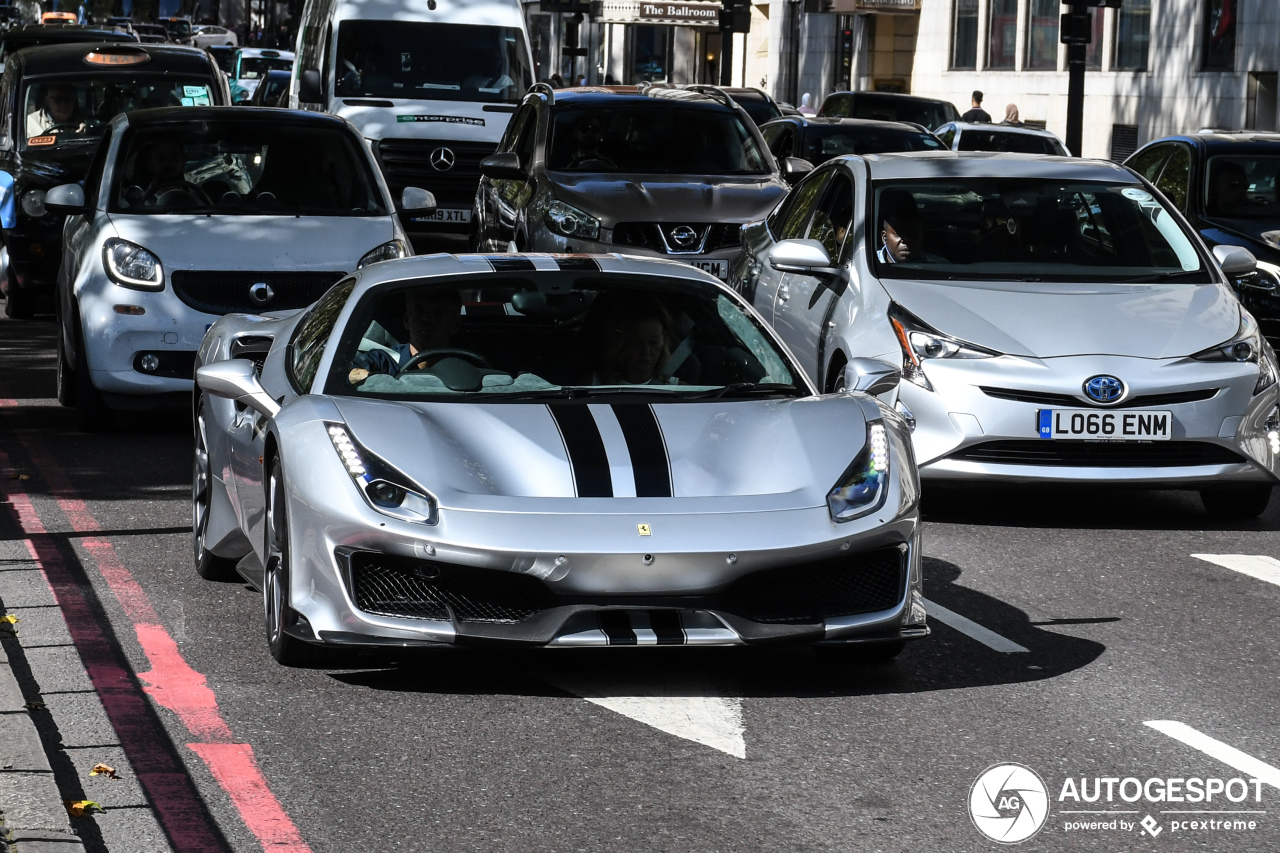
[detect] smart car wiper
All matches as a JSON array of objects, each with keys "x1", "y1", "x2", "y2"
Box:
[{"x1": 688, "y1": 383, "x2": 800, "y2": 399}]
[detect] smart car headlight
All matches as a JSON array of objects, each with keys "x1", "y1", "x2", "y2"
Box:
[
  {"x1": 103, "y1": 238, "x2": 163, "y2": 291},
  {"x1": 20, "y1": 188, "x2": 46, "y2": 219},
  {"x1": 325, "y1": 422, "x2": 437, "y2": 524},
  {"x1": 545, "y1": 200, "x2": 600, "y2": 240},
  {"x1": 888, "y1": 304, "x2": 998, "y2": 391},
  {"x1": 827, "y1": 420, "x2": 890, "y2": 522},
  {"x1": 357, "y1": 240, "x2": 407, "y2": 269},
  {"x1": 1191, "y1": 310, "x2": 1276, "y2": 394}
]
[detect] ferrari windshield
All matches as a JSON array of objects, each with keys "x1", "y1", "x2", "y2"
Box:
[
  {"x1": 22, "y1": 77, "x2": 215, "y2": 149},
  {"x1": 325, "y1": 276, "x2": 801, "y2": 400},
  {"x1": 110, "y1": 122, "x2": 388, "y2": 216},
  {"x1": 548, "y1": 104, "x2": 770, "y2": 175},
  {"x1": 1204, "y1": 155, "x2": 1280, "y2": 219},
  {"x1": 871, "y1": 178, "x2": 1210, "y2": 282}
]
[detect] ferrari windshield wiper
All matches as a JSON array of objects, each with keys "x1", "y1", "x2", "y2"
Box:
[
  {"x1": 687, "y1": 383, "x2": 799, "y2": 399},
  {"x1": 483, "y1": 387, "x2": 683, "y2": 402}
]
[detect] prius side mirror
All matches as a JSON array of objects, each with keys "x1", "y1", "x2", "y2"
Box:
[
  {"x1": 1213, "y1": 244, "x2": 1258, "y2": 278},
  {"x1": 769, "y1": 239, "x2": 841, "y2": 279},
  {"x1": 196, "y1": 359, "x2": 280, "y2": 418}
]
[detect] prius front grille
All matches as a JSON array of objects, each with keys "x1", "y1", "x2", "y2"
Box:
[
  {"x1": 980, "y1": 386, "x2": 1219, "y2": 408},
  {"x1": 950, "y1": 440, "x2": 1246, "y2": 467},
  {"x1": 171, "y1": 271, "x2": 345, "y2": 315}
]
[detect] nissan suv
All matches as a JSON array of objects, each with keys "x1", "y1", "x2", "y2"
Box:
[{"x1": 472, "y1": 84, "x2": 794, "y2": 281}]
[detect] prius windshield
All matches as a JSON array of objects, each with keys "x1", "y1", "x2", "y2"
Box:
[
  {"x1": 871, "y1": 178, "x2": 1211, "y2": 283},
  {"x1": 324, "y1": 276, "x2": 800, "y2": 400},
  {"x1": 22, "y1": 77, "x2": 215, "y2": 149},
  {"x1": 335, "y1": 20, "x2": 531, "y2": 104},
  {"x1": 111, "y1": 122, "x2": 387, "y2": 215}
]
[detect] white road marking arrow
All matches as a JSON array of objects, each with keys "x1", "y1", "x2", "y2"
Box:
[
  {"x1": 1145, "y1": 721, "x2": 1280, "y2": 789},
  {"x1": 1191, "y1": 554, "x2": 1280, "y2": 588},
  {"x1": 546, "y1": 676, "x2": 746, "y2": 759}
]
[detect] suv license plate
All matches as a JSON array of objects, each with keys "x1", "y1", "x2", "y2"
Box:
[
  {"x1": 1038, "y1": 409, "x2": 1172, "y2": 441},
  {"x1": 411, "y1": 208, "x2": 471, "y2": 224},
  {"x1": 686, "y1": 259, "x2": 727, "y2": 279}
]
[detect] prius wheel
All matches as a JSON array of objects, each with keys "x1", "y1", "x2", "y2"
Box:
[
  {"x1": 56, "y1": 327, "x2": 76, "y2": 407},
  {"x1": 1199, "y1": 485, "x2": 1273, "y2": 519},
  {"x1": 264, "y1": 458, "x2": 319, "y2": 666},
  {"x1": 193, "y1": 400, "x2": 236, "y2": 580}
]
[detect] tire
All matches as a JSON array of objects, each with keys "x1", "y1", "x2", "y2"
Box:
[
  {"x1": 3, "y1": 275, "x2": 32, "y2": 320},
  {"x1": 56, "y1": 326, "x2": 76, "y2": 408},
  {"x1": 264, "y1": 457, "x2": 320, "y2": 666},
  {"x1": 827, "y1": 356, "x2": 848, "y2": 394},
  {"x1": 1200, "y1": 485, "x2": 1273, "y2": 519},
  {"x1": 73, "y1": 322, "x2": 115, "y2": 432},
  {"x1": 193, "y1": 399, "x2": 238, "y2": 580}
]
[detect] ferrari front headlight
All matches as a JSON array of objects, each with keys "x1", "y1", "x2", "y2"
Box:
[
  {"x1": 326, "y1": 422, "x2": 437, "y2": 523},
  {"x1": 357, "y1": 239, "x2": 408, "y2": 269},
  {"x1": 827, "y1": 421, "x2": 890, "y2": 523}
]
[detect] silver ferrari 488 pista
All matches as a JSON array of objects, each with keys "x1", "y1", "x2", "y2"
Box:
[{"x1": 192, "y1": 253, "x2": 926, "y2": 665}]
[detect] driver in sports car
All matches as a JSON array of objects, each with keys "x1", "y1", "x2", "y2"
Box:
[
  {"x1": 26, "y1": 83, "x2": 87, "y2": 138},
  {"x1": 348, "y1": 289, "x2": 463, "y2": 383}
]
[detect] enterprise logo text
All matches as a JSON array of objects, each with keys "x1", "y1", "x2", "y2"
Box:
[{"x1": 1060, "y1": 777, "x2": 1264, "y2": 803}]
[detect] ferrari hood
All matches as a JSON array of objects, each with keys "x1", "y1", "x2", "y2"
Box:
[
  {"x1": 548, "y1": 173, "x2": 786, "y2": 228},
  {"x1": 332, "y1": 395, "x2": 868, "y2": 510},
  {"x1": 882, "y1": 278, "x2": 1241, "y2": 359}
]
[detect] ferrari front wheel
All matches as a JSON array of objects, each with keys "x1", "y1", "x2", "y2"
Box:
[
  {"x1": 264, "y1": 457, "x2": 320, "y2": 666},
  {"x1": 193, "y1": 399, "x2": 237, "y2": 580}
]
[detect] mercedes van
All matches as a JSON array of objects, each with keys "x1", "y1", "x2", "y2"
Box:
[{"x1": 291, "y1": 0, "x2": 534, "y2": 241}]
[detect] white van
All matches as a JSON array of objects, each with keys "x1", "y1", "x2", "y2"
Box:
[{"x1": 291, "y1": 0, "x2": 534, "y2": 240}]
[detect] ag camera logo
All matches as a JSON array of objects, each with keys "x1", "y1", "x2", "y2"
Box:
[{"x1": 969, "y1": 763, "x2": 1051, "y2": 844}]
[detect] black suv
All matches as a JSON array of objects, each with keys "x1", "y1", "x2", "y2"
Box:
[
  {"x1": 817, "y1": 91, "x2": 960, "y2": 132},
  {"x1": 472, "y1": 84, "x2": 793, "y2": 282},
  {"x1": 0, "y1": 43, "x2": 228, "y2": 317},
  {"x1": 1126, "y1": 132, "x2": 1280, "y2": 347}
]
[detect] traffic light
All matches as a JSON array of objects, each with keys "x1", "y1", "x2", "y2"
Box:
[{"x1": 720, "y1": 0, "x2": 751, "y2": 32}]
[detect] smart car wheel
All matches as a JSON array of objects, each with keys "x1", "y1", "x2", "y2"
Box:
[
  {"x1": 193, "y1": 399, "x2": 237, "y2": 580},
  {"x1": 56, "y1": 327, "x2": 76, "y2": 408},
  {"x1": 1199, "y1": 485, "x2": 1273, "y2": 519},
  {"x1": 264, "y1": 457, "x2": 319, "y2": 666},
  {"x1": 73, "y1": 321, "x2": 115, "y2": 432}
]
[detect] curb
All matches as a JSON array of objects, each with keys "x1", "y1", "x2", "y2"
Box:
[{"x1": 0, "y1": 625, "x2": 83, "y2": 852}]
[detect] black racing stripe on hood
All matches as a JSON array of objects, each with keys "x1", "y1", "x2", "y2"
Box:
[
  {"x1": 548, "y1": 405, "x2": 613, "y2": 497},
  {"x1": 612, "y1": 403, "x2": 673, "y2": 497},
  {"x1": 487, "y1": 256, "x2": 537, "y2": 271},
  {"x1": 554, "y1": 256, "x2": 601, "y2": 271}
]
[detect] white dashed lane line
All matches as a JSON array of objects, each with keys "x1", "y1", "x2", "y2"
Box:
[
  {"x1": 922, "y1": 598, "x2": 1030, "y2": 654},
  {"x1": 1146, "y1": 721, "x2": 1280, "y2": 790},
  {"x1": 1191, "y1": 554, "x2": 1280, "y2": 588}
]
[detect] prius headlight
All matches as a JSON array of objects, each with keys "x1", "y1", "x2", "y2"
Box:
[
  {"x1": 827, "y1": 421, "x2": 891, "y2": 522},
  {"x1": 103, "y1": 238, "x2": 163, "y2": 290},
  {"x1": 357, "y1": 239, "x2": 408, "y2": 269},
  {"x1": 888, "y1": 304, "x2": 998, "y2": 391},
  {"x1": 1191, "y1": 310, "x2": 1277, "y2": 394},
  {"x1": 325, "y1": 422, "x2": 437, "y2": 524},
  {"x1": 545, "y1": 200, "x2": 600, "y2": 240}
]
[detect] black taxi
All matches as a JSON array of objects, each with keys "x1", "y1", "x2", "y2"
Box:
[{"x1": 0, "y1": 42, "x2": 229, "y2": 317}]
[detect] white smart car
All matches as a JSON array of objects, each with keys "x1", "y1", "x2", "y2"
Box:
[{"x1": 49, "y1": 106, "x2": 434, "y2": 430}]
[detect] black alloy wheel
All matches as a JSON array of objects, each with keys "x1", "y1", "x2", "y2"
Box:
[
  {"x1": 1199, "y1": 484, "x2": 1273, "y2": 519},
  {"x1": 264, "y1": 457, "x2": 319, "y2": 666},
  {"x1": 193, "y1": 398, "x2": 237, "y2": 580}
]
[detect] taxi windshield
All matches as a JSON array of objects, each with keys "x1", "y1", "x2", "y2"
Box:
[
  {"x1": 871, "y1": 178, "x2": 1211, "y2": 283},
  {"x1": 22, "y1": 77, "x2": 215, "y2": 150},
  {"x1": 110, "y1": 122, "x2": 388, "y2": 216},
  {"x1": 325, "y1": 276, "x2": 800, "y2": 400},
  {"x1": 237, "y1": 56, "x2": 293, "y2": 79}
]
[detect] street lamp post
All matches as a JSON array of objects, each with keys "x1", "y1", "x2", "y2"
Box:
[{"x1": 1061, "y1": 0, "x2": 1123, "y2": 157}]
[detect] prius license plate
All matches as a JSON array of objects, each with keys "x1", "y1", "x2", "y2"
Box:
[
  {"x1": 1038, "y1": 409, "x2": 1172, "y2": 441},
  {"x1": 411, "y1": 208, "x2": 471, "y2": 224},
  {"x1": 686, "y1": 258, "x2": 728, "y2": 279}
]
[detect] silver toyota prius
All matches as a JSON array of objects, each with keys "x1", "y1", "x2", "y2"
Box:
[
  {"x1": 192, "y1": 253, "x2": 925, "y2": 665},
  {"x1": 732, "y1": 152, "x2": 1280, "y2": 517}
]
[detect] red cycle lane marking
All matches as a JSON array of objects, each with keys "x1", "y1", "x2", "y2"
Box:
[{"x1": 0, "y1": 433, "x2": 312, "y2": 853}]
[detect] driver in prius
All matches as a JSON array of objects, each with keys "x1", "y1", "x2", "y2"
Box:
[
  {"x1": 26, "y1": 83, "x2": 86, "y2": 138},
  {"x1": 349, "y1": 289, "x2": 463, "y2": 383}
]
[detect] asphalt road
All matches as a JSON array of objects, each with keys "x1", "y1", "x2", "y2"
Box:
[{"x1": 2, "y1": 310, "x2": 1280, "y2": 852}]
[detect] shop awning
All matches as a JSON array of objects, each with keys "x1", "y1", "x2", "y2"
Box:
[
  {"x1": 829, "y1": 0, "x2": 921, "y2": 11},
  {"x1": 590, "y1": 0, "x2": 722, "y2": 27}
]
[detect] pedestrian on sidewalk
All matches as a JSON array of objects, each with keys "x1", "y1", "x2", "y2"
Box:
[
  {"x1": 1002, "y1": 103, "x2": 1023, "y2": 126},
  {"x1": 798, "y1": 93, "x2": 816, "y2": 116},
  {"x1": 961, "y1": 90, "x2": 991, "y2": 123}
]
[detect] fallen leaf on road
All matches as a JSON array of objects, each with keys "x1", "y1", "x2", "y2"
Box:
[
  {"x1": 25, "y1": 701, "x2": 45, "y2": 711},
  {"x1": 65, "y1": 800, "x2": 104, "y2": 817},
  {"x1": 0, "y1": 615, "x2": 17, "y2": 634},
  {"x1": 89, "y1": 763, "x2": 120, "y2": 780}
]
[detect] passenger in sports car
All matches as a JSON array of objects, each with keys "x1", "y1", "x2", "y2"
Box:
[
  {"x1": 588, "y1": 295, "x2": 681, "y2": 385},
  {"x1": 348, "y1": 289, "x2": 464, "y2": 383}
]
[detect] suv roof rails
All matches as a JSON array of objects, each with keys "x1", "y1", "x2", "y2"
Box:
[
  {"x1": 685, "y1": 84, "x2": 734, "y2": 108},
  {"x1": 528, "y1": 82, "x2": 555, "y2": 105}
]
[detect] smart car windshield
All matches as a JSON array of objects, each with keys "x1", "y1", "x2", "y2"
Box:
[
  {"x1": 802, "y1": 126, "x2": 944, "y2": 162},
  {"x1": 871, "y1": 178, "x2": 1211, "y2": 283},
  {"x1": 335, "y1": 21, "x2": 531, "y2": 104},
  {"x1": 21, "y1": 76, "x2": 215, "y2": 150},
  {"x1": 1204, "y1": 155, "x2": 1280, "y2": 219},
  {"x1": 110, "y1": 122, "x2": 388, "y2": 216},
  {"x1": 325, "y1": 275, "x2": 801, "y2": 400},
  {"x1": 548, "y1": 104, "x2": 770, "y2": 175}
]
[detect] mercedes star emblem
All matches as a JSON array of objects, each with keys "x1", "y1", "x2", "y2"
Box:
[{"x1": 430, "y1": 147, "x2": 456, "y2": 171}]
